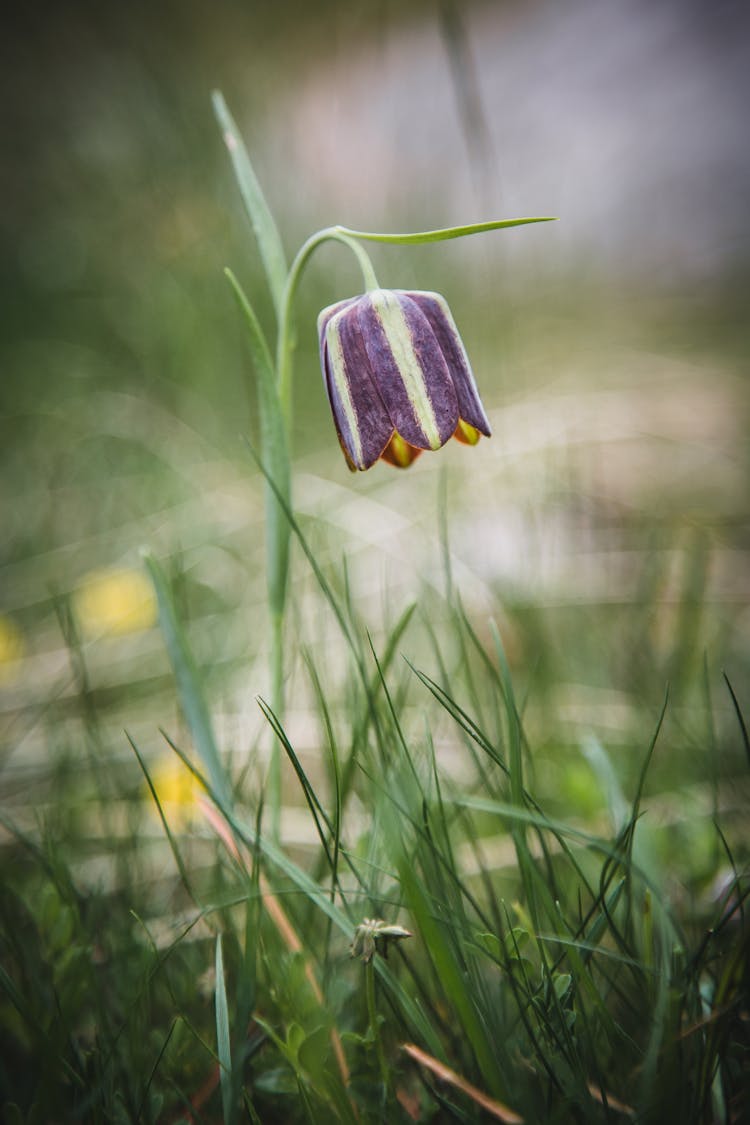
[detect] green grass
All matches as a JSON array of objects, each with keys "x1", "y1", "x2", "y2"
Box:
[
  {"x1": 2, "y1": 6, "x2": 749, "y2": 1119},
  {"x1": 1, "y1": 498, "x2": 747, "y2": 1124}
]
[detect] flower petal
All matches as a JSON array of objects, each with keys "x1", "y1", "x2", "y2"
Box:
[
  {"x1": 453, "y1": 420, "x2": 481, "y2": 445},
  {"x1": 404, "y1": 291, "x2": 491, "y2": 437},
  {"x1": 317, "y1": 297, "x2": 358, "y2": 348},
  {"x1": 380, "y1": 432, "x2": 423, "y2": 468},
  {"x1": 323, "y1": 303, "x2": 395, "y2": 470},
  {"x1": 358, "y1": 290, "x2": 459, "y2": 451}
]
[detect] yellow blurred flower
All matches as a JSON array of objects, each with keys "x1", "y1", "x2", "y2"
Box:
[
  {"x1": 0, "y1": 615, "x2": 25, "y2": 682},
  {"x1": 74, "y1": 567, "x2": 157, "y2": 638},
  {"x1": 148, "y1": 759, "x2": 203, "y2": 830}
]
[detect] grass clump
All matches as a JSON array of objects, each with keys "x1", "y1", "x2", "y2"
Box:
[
  {"x1": 1, "y1": 526, "x2": 747, "y2": 1124},
  {"x1": 1, "y1": 86, "x2": 748, "y2": 1125}
]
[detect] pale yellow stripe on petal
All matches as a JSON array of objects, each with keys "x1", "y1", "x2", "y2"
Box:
[
  {"x1": 326, "y1": 314, "x2": 364, "y2": 469},
  {"x1": 372, "y1": 290, "x2": 441, "y2": 449}
]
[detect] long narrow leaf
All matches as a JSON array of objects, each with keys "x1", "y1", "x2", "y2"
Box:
[
  {"x1": 723, "y1": 672, "x2": 750, "y2": 766},
  {"x1": 258, "y1": 695, "x2": 336, "y2": 865},
  {"x1": 212, "y1": 90, "x2": 288, "y2": 316},
  {"x1": 143, "y1": 552, "x2": 233, "y2": 811},
  {"x1": 336, "y1": 217, "x2": 556, "y2": 244},
  {"x1": 225, "y1": 268, "x2": 291, "y2": 618},
  {"x1": 623, "y1": 687, "x2": 669, "y2": 866},
  {"x1": 127, "y1": 731, "x2": 196, "y2": 899},
  {"x1": 215, "y1": 934, "x2": 234, "y2": 1125},
  {"x1": 396, "y1": 843, "x2": 508, "y2": 1100},
  {"x1": 244, "y1": 440, "x2": 363, "y2": 675},
  {"x1": 223, "y1": 267, "x2": 275, "y2": 387}
]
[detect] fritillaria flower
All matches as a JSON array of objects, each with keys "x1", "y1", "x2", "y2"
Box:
[{"x1": 318, "y1": 288, "x2": 491, "y2": 470}]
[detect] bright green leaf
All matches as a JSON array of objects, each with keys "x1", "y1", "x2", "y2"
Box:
[
  {"x1": 215, "y1": 934, "x2": 233, "y2": 1125},
  {"x1": 504, "y1": 927, "x2": 531, "y2": 955},
  {"x1": 224, "y1": 269, "x2": 291, "y2": 618},
  {"x1": 297, "y1": 1025, "x2": 330, "y2": 1075},
  {"x1": 285, "y1": 1022, "x2": 306, "y2": 1063},
  {"x1": 212, "y1": 90, "x2": 288, "y2": 317},
  {"x1": 142, "y1": 553, "x2": 233, "y2": 812},
  {"x1": 553, "y1": 972, "x2": 572, "y2": 1002},
  {"x1": 336, "y1": 216, "x2": 557, "y2": 245},
  {"x1": 476, "y1": 931, "x2": 502, "y2": 958}
]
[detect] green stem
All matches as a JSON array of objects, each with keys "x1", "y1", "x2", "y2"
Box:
[
  {"x1": 276, "y1": 228, "x2": 380, "y2": 430},
  {"x1": 365, "y1": 958, "x2": 389, "y2": 1099},
  {"x1": 266, "y1": 226, "x2": 378, "y2": 841},
  {"x1": 268, "y1": 609, "x2": 284, "y2": 842}
]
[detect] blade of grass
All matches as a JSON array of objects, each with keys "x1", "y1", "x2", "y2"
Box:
[
  {"x1": 234, "y1": 814, "x2": 262, "y2": 1108},
  {"x1": 338, "y1": 601, "x2": 418, "y2": 811},
  {"x1": 397, "y1": 853, "x2": 509, "y2": 1100},
  {"x1": 622, "y1": 687, "x2": 669, "y2": 867},
  {"x1": 215, "y1": 934, "x2": 234, "y2": 1125},
  {"x1": 224, "y1": 267, "x2": 291, "y2": 835},
  {"x1": 175, "y1": 739, "x2": 445, "y2": 1058},
  {"x1": 212, "y1": 90, "x2": 288, "y2": 317},
  {"x1": 409, "y1": 662, "x2": 509, "y2": 776},
  {"x1": 244, "y1": 440, "x2": 363, "y2": 676},
  {"x1": 379, "y1": 772, "x2": 510, "y2": 1100},
  {"x1": 355, "y1": 759, "x2": 495, "y2": 934},
  {"x1": 127, "y1": 731, "x2": 197, "y2": 901},
  {"x1": 143, "y1": 552, "x2": 233, "y2": 812},
  {"x1": 452, "y1": 794, "x2": 671, "y2": 894},
  {"x1": 257, "y1": 695, "x2": 336, "y2": 871},
  {"x1": 489, "y1": 620, "x2": 563, "y2": 940},
  {"x1": 411, "y1": 658, "x2": 598, "y2": 905},
  {"x1": 223, "y1": 267, "x2": 291, "y2": 625},
  {"x1": 303, "y1": 650, "x2": 344, "y2": 908},
  {"x1": 137, "y1": 1019, "x2": 178, "y2": 1123},
  {"x1": 723, "y1": 671, "x2": 750, "y2": 767},
  {"x1": 581, "y1": 735, "x2": 629, "y2": 834}
]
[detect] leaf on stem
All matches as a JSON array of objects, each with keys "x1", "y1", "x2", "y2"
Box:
[
  {"x1": 224, "y1": 268, "x2": 291, "y2": 619},
  {"x1": 335, "y1": 217, "x2": 557, "y2": 245},
  {"x1": 215, "y1": 934, "x2": 234, "y2": 1125},
  {"x1": 142, "y1": 552, "x2": 233, "y2": 812},
  {"x1": 212, "y1": 90, "x2": 288, "y2": 317}
]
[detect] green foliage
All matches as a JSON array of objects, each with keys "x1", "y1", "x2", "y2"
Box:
[
  {"x1": 2, "y1": 76, "x2": 748, "y2": 1125},
  {"x1": 4, "y1": 493, "x2": 747, "y2": 1123},
  {"x1": 211, "y1": 91, "x2": 289, "y2": 320},
  {"x1": 336, "y1": 218, "x2": 557, "y2": 244}
]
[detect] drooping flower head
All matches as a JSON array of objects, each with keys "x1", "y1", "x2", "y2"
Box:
[{"x1": 318, "y1": 288, "x2": 491, "y2": 470}]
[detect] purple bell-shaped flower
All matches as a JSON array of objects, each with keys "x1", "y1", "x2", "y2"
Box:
[{"x1": 318, "y1": 288, "x2": 491, "y2": 470}]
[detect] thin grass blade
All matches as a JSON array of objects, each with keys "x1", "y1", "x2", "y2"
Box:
[
  {"x1": 224, "y1": 268, "x2": 291, "y2": 620},
  {"x1": 723, "y1": 672, "x2": 750, "y2": 767},
  {"x1": 212, "y1": 90, "x2": 288, "y2": 316},
  {"x1": 623, "y1": 687, "x2": 669, "y2": 864},
  {"x1": 396, "y1": 850, "x2": 508, "y2": 1100},
  {"x1": 127, "y1": 731, "x2": 196, "y2": 899},
  {"x1": 143, "y1": 552, "x2": 233, "y2": 812},
  {"x1": 215, "y1": 934, "x2": 234, "y2": 1125}
]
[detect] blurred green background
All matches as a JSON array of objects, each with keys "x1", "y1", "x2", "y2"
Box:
[{"x1": 1, "y1": 0, "x2": 749, "y2": 827}]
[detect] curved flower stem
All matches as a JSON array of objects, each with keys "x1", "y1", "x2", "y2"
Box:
[{"x1": 276, "y1": 228, "x2": 380, "y2": 430}]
